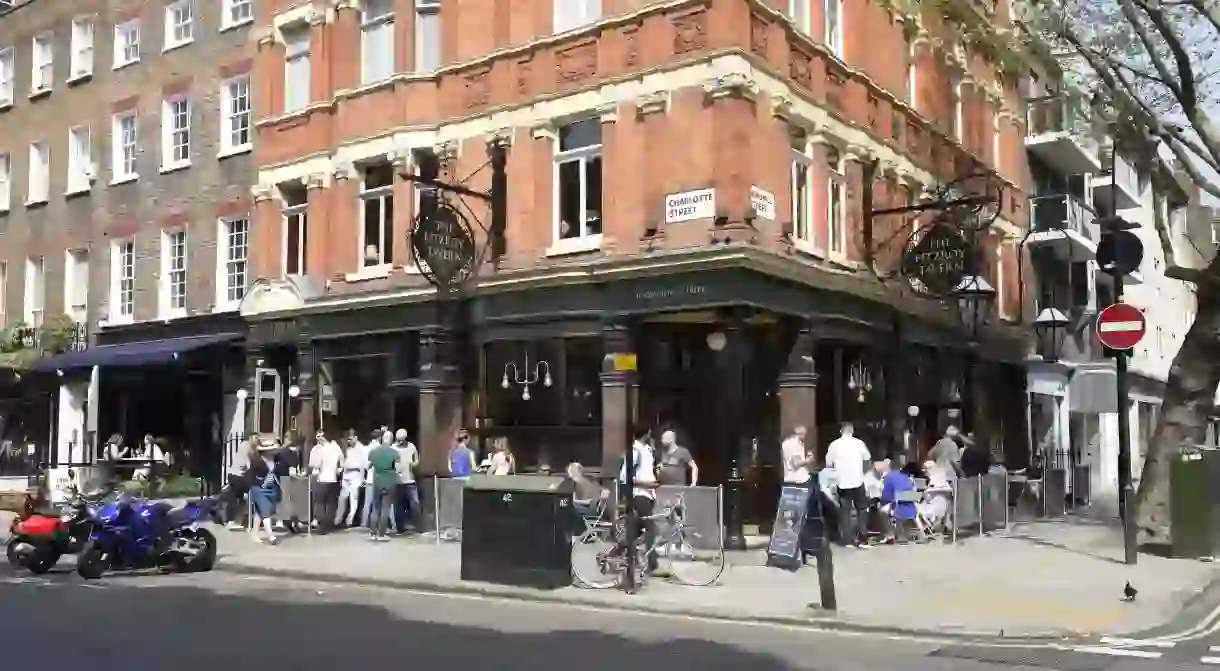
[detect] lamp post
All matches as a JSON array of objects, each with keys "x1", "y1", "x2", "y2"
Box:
[
  {"x1": 952, "y1": 275, "x2": 996, "y2": 442},
  {"x1": 1032, "y1": 308, "x2": 1071, "y2": 363},
  {"x1": 952, "y1": 275, "x2": 997, "y2": 340}
]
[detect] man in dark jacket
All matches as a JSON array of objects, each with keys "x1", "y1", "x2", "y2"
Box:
[{"x1": 959, "y1": 433, "x2": 993, "y2": 478}]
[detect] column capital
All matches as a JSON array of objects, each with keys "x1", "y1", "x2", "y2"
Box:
[
  {"x1": 251, "y1": 185, "x2": 274, "y2": 202},
  {"x1": 596, "y1": 103, "x2": 619, "y2": 124},
  {"x1": 304, "y1": 173, "x2": 327, "y2": 190},
  {"x1": 701, "y1": 73, "x2": 758, "y2": 105},
  {"x1": 636, "y1": 91, "x2": 669, "y2": 117},
  {"x1": 331, "y1": 161, "x2": 357, "y2": 181},
  {"x1": 486, "y1": 127, "x2": 514, "y2": 146},
  {"x1": 770, "y1": 94, "x2": 793, "y2": 120}
]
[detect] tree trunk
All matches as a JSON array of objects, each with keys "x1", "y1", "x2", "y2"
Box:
[{"x1": 1136, "y1": 256, "x2": 1220, "y2": 545}]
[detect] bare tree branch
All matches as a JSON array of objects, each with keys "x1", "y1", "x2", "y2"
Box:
[
  {"x1": 1120, "y1": 0, "x2": 1191, "y2": 103},
  {"x1": 1187, "y1": 0, "x2": 1220, "y2": 37}
]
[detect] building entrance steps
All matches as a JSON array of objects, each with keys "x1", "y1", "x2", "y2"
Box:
[{"x1": 204, "y1": 519, "x2": 1220, "y2": 640}]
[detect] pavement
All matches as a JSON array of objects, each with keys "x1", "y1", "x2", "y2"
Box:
[
  {"x1": 192, "y1": 515, "x2": 1220, "y2": 641},
  {"x1": 2, "y1": 566, "x2": 1217, "y2": 671},
  {"x1": 8, "y1": 507, "x2": 1220, "y2": 642}
]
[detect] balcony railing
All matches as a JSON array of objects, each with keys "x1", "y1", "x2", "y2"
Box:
[
  {"x1": 1031, "y1": 193, "x2": 1097, "y2": 242},
  {"x1": 1026, "y1": 95, "x2": 1092, "y2": 137},
  {"x1": 1095, "y1": 145, "x2": 1141, "y2": 210}
]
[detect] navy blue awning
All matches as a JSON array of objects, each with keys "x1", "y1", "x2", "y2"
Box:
[{"x1": 31, "y1": 333, "x2": 243, "y2": 373}]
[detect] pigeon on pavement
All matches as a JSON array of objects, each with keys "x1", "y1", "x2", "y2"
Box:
[{"x1": 1123, "y1": 581, "x2": 1138, "y2": 602}]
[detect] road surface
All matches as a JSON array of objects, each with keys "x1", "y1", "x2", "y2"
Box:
[{"x1": 0, "y1": 565, "x2": 1217, "y2": 670}]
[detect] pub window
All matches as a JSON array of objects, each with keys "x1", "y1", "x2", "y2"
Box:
[
  {"x1": 483, "y1": 336, "x2": 603, "y2": 468},
  {"x1": 826, "y1": 147, "x2": 846, "y2": 256},
  {"x1": 328, "y1": 356, "x2": 391, "y2": 435},
  {"x1": 360, "y1": 162, "x2": 395, "y2": 268}
]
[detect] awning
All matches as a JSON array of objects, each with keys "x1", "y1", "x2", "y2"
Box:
[{"x1": 30, "y1": 333, "x2": 243, "y2": 373}]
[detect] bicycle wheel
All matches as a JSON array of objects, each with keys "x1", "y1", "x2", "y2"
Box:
[
  {"x1": 664, "y1": 528, "x2": 726, "y2": 587},
  {"x1": 571, "y1": 526, "x2": 623, "y2": 589}
]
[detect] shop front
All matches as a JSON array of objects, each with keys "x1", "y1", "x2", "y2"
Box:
[{"x1": 239, "y1": 247, "x2": 1029, "y2": 537}]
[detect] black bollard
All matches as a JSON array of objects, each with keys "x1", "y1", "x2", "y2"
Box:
[{"x1": 816, "y1": 535, "x2": 837, "y2": 611}]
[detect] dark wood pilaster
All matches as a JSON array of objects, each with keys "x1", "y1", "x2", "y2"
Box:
[
  {"x1": 778, "y1": 323, "x2": 818, "y2": 464},
  {"x1": 599, "y1": 321, "x2": 634, "y2": 475}
]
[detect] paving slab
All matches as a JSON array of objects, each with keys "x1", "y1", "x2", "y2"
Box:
[{"x1": 207, "y1": 518, "x2": 1220, "y2": 639}]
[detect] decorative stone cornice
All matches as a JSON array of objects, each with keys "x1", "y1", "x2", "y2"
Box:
[
  {"x1": 487, "y1": 127, "x2": 514, "y2": 146},
  {"x1": 433, "y1": 141, "x2": 459, "y2": 162},
  {"x1": 531, "y1": 124, "x2": 558, "y2": 142},
  {"x1": 844, "y1": 145, "x2": 873, "y2": 163},
  {"x1": 636, "y1": 91, "x2": 669, "y2": 117},
  {"x1": 331, "y1": 0, "x2": 358, "y2": 10},
  {"x1": 596, "y1": 103, "x2": 619, "y2": 124},
  {"x1": 385, "y1": 147, "x2": 410, "y2": 169},
  {"x1": 770, "y1": 94, "x2": 793, "y2": 120},
  {"x1": 701, "y1": 73, "x2": 758, "y2": 104},
  {"x1": 251, "y1": 185, "x2": 273, "y2": 202},
  {"x1": 897, "y1": 171, "x2": 922, "y2": 191},
  {"x1": 331, "y1": 161, "x2": 356, "y2": 181},
  {"x1": 810, "y1": 129, "x2": 844, "y2": 148},
  {"x1": 880, "y1": 161, "x2": 900, "y2": 180},
  {"x1": 305, "y1": 173, "x2": 326, "y2": 190}
]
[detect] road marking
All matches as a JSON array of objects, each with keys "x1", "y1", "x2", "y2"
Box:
[
  {"x1": 1098, "y1": 636, "x2": 1176, "y2": 648},
  {"x1": 1201, "y1": 657, "x2": 1220, "y2": 665},
  {"x1": 1099, "y1": 321, "x2": 1143, "y2": 332},
  {"x1": 1071, "y1": 646, "x2": 1163, "y2": 659}
]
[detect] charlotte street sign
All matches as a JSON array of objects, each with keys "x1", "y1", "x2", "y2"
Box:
[{"x1": 1096, "y1": 302, "x2": 1147, "y2": 351}]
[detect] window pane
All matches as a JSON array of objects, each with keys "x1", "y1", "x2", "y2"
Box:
[
  {"x1": 558, "y1": 160, "x2": 581, "y2": 239},
  {"x1": 415, "y1": 12, "x2": 440, "y2": 72},
  {"x1": 584, "y1": 156, "x2": 602, "y2": 235},
  {"x1": 363, "y1": 197, "x2": 383, "y2": 265},
  {"x1": 563, "y1": 337, "x2": 602, "y2": 427},
  {"x1": 383, "y1": 194, "x2": 394, "y2": 265},
  {"x1": 559, "y1": 119, "x2": 601, "y2": 152},
  {"x1": 362, "y1": 21, "x2": 395, "y2": 83}
]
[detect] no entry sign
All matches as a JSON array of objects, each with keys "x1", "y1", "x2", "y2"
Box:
[{"x1": 1096, "y1": 302, "x2": 1147, "y2": 351}]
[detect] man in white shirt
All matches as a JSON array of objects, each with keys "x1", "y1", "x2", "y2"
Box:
[
  {"x1": 618, "y1": 427, "x2": 659, "y2": 574},
  {"x1": 335, "y1": 430, "x2": 367, "y2": 528},
  {"x1": 308, "y1": 430, "x2": 344, "y2": 534},
  {"x1": 780, "y1": 426, "x2": 813, "y2": 485},
  {"x1": 392, "y1": 429, "x2": 421, "y2": 534},
  {"x1": 824, "y1": 422, "x2": 873, "y2": 548}
]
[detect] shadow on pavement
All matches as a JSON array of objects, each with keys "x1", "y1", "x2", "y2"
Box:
[{"x1": 0, "y1": 568, "x2": 796, "y2": 670}]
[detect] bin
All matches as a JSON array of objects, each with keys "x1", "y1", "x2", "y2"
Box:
[
  {"x1": 459, "y1": 475, "x2": 573, "y2": 590},
  {"x1": 1170, "y1": 446, "x2": 1220, "y2": 559}
]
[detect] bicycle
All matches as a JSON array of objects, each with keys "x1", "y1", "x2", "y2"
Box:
[{"x1": 571, "y1": 492, "x2": 726, "y2": 589}]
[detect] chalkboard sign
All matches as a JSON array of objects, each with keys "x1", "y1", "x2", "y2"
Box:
[{"x1": 766, "y1": 485, "x2": 818, "y2": 571}]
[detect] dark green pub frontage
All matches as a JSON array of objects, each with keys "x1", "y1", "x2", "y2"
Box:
[{"x1": 237, "y1": 247, "x2": 1030, "y2": 538}]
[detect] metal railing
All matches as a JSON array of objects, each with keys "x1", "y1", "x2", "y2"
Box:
[
  {"x1": 949, "y1": 473, "x2": 1011, "y2": 541},
  {"x1": 1031, "y1": 193, "x2": 1097, "y2": 242},
  {"x1": 417, "y1": 476, "x2": 725, "y2": 549},
  {"x1": 1099, "y1": 146, "x2": 1140, "y2": 197},
  {"x1": 1026, "y1": 95, "x2": 1092, "y2": 137}
]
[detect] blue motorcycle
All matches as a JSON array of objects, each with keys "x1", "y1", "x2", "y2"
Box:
[{"x1": 76, "y1": 495, "x2": 220, "y2": 580}]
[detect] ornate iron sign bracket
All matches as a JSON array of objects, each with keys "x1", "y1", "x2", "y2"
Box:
[
  {"x1": 861, "y1": 158, "x2": 1004, "y2": 299},
  {"x1": 399, "y1": 138, "x2": 508, "y2": 291}
]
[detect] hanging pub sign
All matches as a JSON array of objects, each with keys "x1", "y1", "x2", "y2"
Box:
[
  {"x1": 411, "y1": 201, "x2": 477, "y2": 288},
  {"x1": 901, "y1": 222, "x2": 969, "y2": 296}
]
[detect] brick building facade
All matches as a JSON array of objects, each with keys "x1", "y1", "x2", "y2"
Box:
[
  {"x1": 233, "y1": 0, "x2": 1034, "y2": 541},
  {"x1": 0, "y1": 0, "x2": 255, "y2": 330},
  {"x1": 0, "y1": 0, "x2": 255, "y2": 481}
]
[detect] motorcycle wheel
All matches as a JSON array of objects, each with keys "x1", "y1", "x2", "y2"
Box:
[
  {"x1": 174, "y1": 528, "x2": 218, "y2": 573},
  {"x1": 5, "y1": 537, "x2": 22, "y2": 569},
  {"x1": 26, "y1": 550, "x2": 60, "y2": 574},
  {"x1": 76, "y1": 541, "x2": 110, "y2": 580}
]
